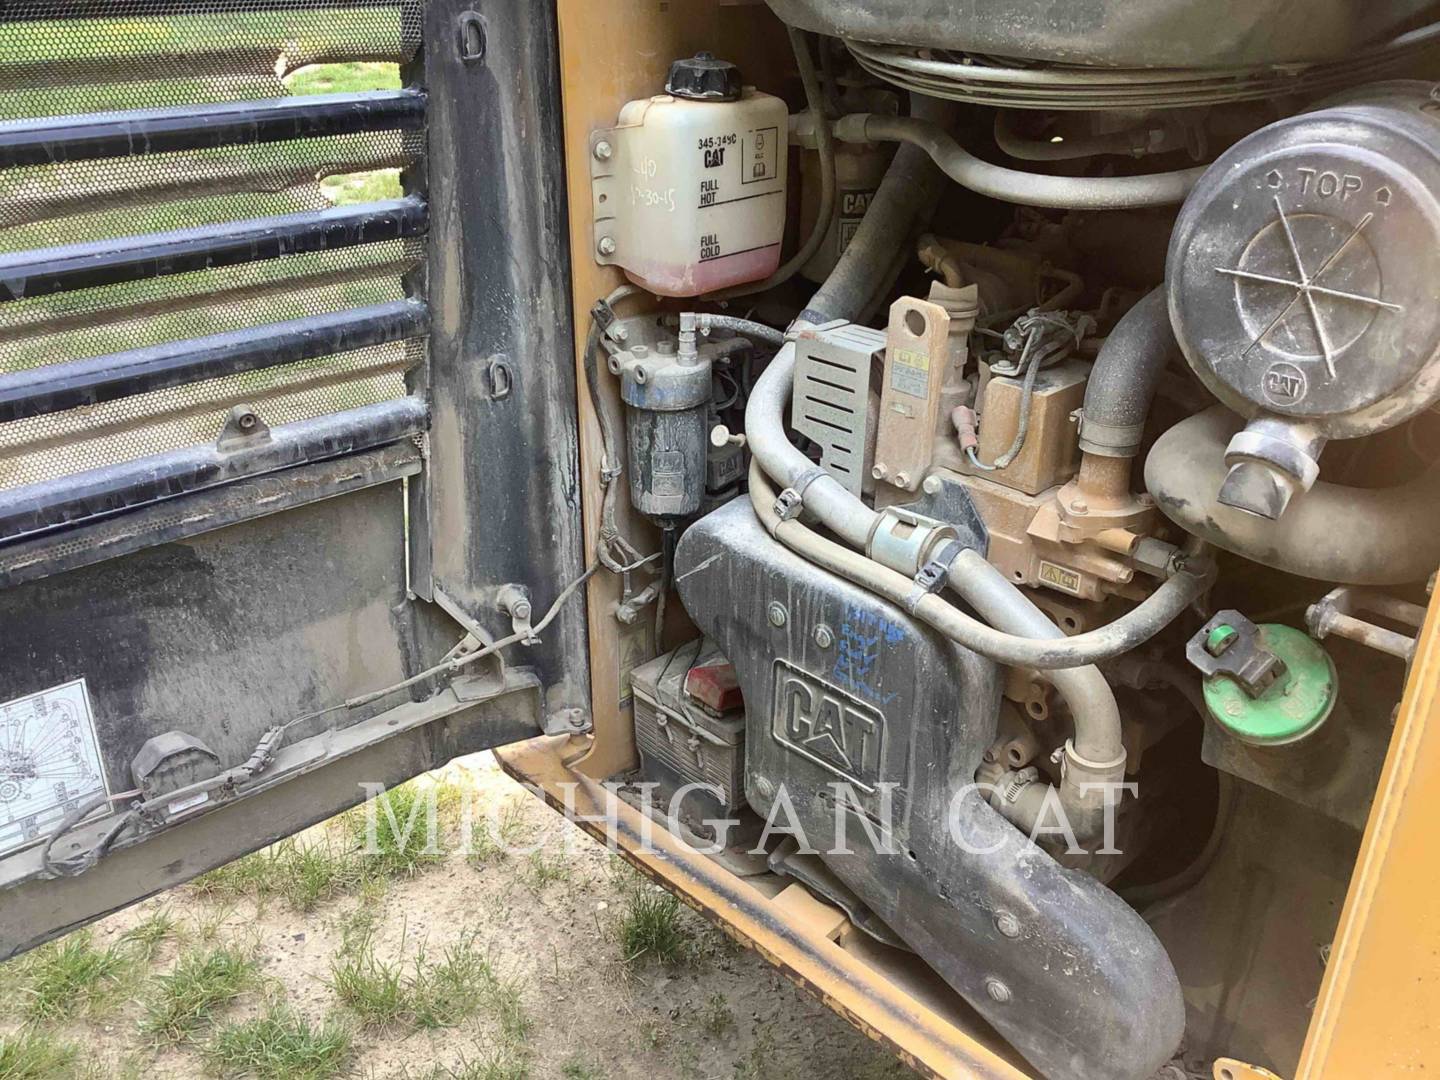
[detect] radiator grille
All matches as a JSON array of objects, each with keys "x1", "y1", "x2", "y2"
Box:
[
  {"x1": 0, "y1": 1, "x2": 426, "y2": 500},
  {"x1": 0, "y1": 2, "x2": 421, "y2": 120}
]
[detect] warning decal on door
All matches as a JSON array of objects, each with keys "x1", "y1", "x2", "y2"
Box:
[{"x1": 0, "y1": 679, "x2": 108, "y2": 859}]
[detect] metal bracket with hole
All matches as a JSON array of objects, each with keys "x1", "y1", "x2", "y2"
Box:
[{"x1": 215, "y1": 403, "x2": 271, "y2": 453}]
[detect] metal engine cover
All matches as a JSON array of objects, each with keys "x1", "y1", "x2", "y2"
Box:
[
  {"x1": 675, "y1": 499, "x2": 1184, "y2": 1080},
  {"x1": 763, "y1": 0, "x2": 1434, "y2": 69}
]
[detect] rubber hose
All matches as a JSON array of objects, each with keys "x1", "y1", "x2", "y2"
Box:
[
  {"x1": 993, "y1": 111, "x2": 1183, "y2": 162},
  {"x1": 708, "y1": 27, "x2": 835, "y2": 301},
  {"x1": 840, "y1": 114, "x2": 1206, "y2": 209},
  {"x1": 749, "y1": 461, "x2": 1122, "y2": 763},
  {"x1": 695, "y1": 314, "x2": 786, "y2": 347},
  {"x1": 746, "y1": 136, "x2": 943, "y2": 550},
  {"x1": 1080, "y1": 286, "x2": 1182, "y2": 459}
]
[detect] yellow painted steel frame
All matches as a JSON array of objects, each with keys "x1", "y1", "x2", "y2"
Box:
[
  {"x1": 545, "y1": 1, "x2": 1440, "y2": 1076},
  {"x1": 1296, "y1": 582, "x2": 1440, "y2": 1077}
]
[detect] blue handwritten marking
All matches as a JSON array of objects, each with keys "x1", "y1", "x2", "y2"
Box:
[{"x1": 830, "y1": 604, "x2": 902, "y2": 705}]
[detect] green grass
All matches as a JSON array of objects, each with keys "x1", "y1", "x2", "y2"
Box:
[
  {"x1": 140, "y1": 944, "x2": 260, "y2": 1043},
  {"x1": 329, "y1": 940, "x2": 408, "y2": 1028},
  {"x1": 343, "y1": 782, "x2": 447, "y2": 879},
  {"x1": 10, "y1": 930, "x2": 135, "y2": 1021},
  {"x1": 204, "y1": 1006, "x2": 351, "y2": 1080},
  {"x1": 120, "y1": 908, "x2": 176, "y2": 961},
  {"x1": 330, "y1": 931, "x2": 528, "y2": 1039},
  {"x1": 192, "y1": 837, "x2": 366, "y2": 912},
  {"x1": 559, "y1": 1057, "x2": 603, "y2": 1080},
  {"x1": 0, "y1": 1028, "x2": 79, "y2": 1079},
  {"x1": 617, "y1": 883, "x2": 690, "y2": 968},
  {"x1": 284, "y1": 62, "x2": 401, "y2": 96},
  {"x1": 698, "y1": 992, "x2": 736, "y2": 1038},
  {"x1": 320, "y1": 169, "x2": 402, "y2": 206},
  {"x1": 423, "y1": 1048, "x2": 531, "y2": 1080},
  {"x1": 468, "y1": 799, "x2": 529, "y2": 866},
  {"x1": 521, "y1": 849, "x2": 572, "y2": 895},
  {"x1": 191, "y1": 780, "x2": 474, "y2": 918}
]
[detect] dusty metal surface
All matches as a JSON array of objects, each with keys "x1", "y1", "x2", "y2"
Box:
[
  {"x1": 2, "y1": 675, "x2": 542, "y2": 959},
  {"x1": 418, "y1": 0, "x2": 590, "y2": 712},
  {"x1": 676, "y1": 498, "x2": 1185, "y2": 1080}
]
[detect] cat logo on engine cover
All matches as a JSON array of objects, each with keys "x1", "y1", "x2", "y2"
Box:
[{"x1": 771, "y1": 660, "x2": 884, "y2": 790}]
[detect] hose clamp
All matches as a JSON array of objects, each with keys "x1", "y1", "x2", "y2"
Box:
[
  {"x1": 774, "y1": 487, "x2": 805, "y2": 521},
  {"x1": 915, "y1": 539, "x2": 964, "y2": 594},
  {"x1": 773, "y1": 465, "x2": 829, "y2": 520}
]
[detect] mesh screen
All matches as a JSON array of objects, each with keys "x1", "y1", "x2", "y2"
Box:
[
  {"x1": 0, "y1": 3, "x2": 421, "y2": 121},
  {"x1": 0, "y1": 1, "x2": 427, "y2": 495},
  {"x1": 0, "y1": 339, "x2": 419, "y2": 489}
]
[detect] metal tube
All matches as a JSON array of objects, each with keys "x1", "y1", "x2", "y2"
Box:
[
  {"x1": 1146, "y1": 406, "x2": 1440, "y2": 585},
  {"x1": 0, "y1": 300, "x2": 429, "y2": 421},
  {"x1": 750, "y1": 460, "x2": 1125, "y2": 842},
  {"x1": 0, "y1": 90, "x2": 427, "y2": 168},
  {"x1": 837, "y1": 114, "x2": 1206, "y2": 209}
]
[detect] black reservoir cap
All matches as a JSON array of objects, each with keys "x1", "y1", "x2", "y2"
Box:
[{"x1": 666, "y1": 52, "x2": 743, "y2": 102}]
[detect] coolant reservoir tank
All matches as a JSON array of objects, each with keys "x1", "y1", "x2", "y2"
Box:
[{"x1": 589, "y1": 53, "x2": 789, "y2": 297}]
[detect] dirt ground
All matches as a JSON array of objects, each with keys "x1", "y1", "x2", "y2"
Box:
[{"x1": 2, "y1": 752, "x2": 913, "y2": 1080}]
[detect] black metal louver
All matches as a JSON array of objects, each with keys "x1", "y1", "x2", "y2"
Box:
[{"x1": 0, "y1": 0, "x2": 431, "y2": 540}]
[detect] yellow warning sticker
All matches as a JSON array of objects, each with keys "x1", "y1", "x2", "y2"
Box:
[{"x1": 890, "y1": 348, "x2": 930, "y2": 398}]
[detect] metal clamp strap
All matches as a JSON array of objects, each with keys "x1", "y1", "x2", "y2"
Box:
[
  {"x1": 773, "y1": 487, "x2": 805, "y2": 521},
  {"x1": 772, "y1": 466, "x2": 829, "y2": 522},
  {"x1": 915, "y1": 539, "x2": 964, "y2": 594}
]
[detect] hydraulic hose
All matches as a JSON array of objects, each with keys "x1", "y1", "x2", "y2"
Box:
[
  {"x1": 993, "y1": 111, "x2": 1188, "y2": 162},
  {"x1": 836, "y1": 113, "x2": 1206, "y2": 209},
  {"x1": 750, "y1": 461, "x2": 1124, "y2": 842},
  {"x1": 1079, "y1": 286, "x2": 1183, "y2": 460},
  {"x1": 709, "y1": 27, "x2": 836, "y2": 301},
  {"x1": 746, "y1": 137, "x2": 943, "y2": 550},
  {"x1": 694, "y1": 313, "x2": 786, "y2": 348},
  {"x1": 749, "y1": 462, "x2": 1119, "y2": 749},
  {"x1": 744, "y1": 144, "x2": 1214, "y2": 667}
]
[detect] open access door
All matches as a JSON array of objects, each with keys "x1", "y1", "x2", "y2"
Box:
[{"x1": 0, "y1": 0, "x2": 586, "y2": 959}]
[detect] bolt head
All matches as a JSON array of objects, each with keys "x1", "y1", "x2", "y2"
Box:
[
  {"x1": 984, "y1": 977, "x2": 1011, "y2": 1003},
  {"x1": 894, "y1": 472, "x2": 911, "y2": 488},
  {"x1": 1070, "y1": 497, "x2": 1089, "y2": 514},
  {"x1": 872, "y1": 464, "x2": 889, "y2": 481},
  {"x1": 995, "y1": 912, "x2": 1021, "y2": 939},
  {"x1": 594, "y1": 140, "x2": 613, "y2": 161},
  {"x1": 767, "y1": 602, "x2": 788, "y2": 628},
  {"x1": 922, "y1": 475, "x2": 943, "y2": 496},
  {"x1": 513, "y1": 600, "x2": 532, "y2": 619},
  {"x1": 814, "y1": 625, "x2": 834, "y2": 649},
  {"x1": 597, "y1": 236, "x2": 617, "y2": 256}
]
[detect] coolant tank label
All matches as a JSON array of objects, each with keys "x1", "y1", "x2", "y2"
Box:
[
  {"x1": 592, "y1": 89, "x2": 789, "y2": 296},
  {"x1": 0, "y1": 678, "x2": 108, "y2": 858}
]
